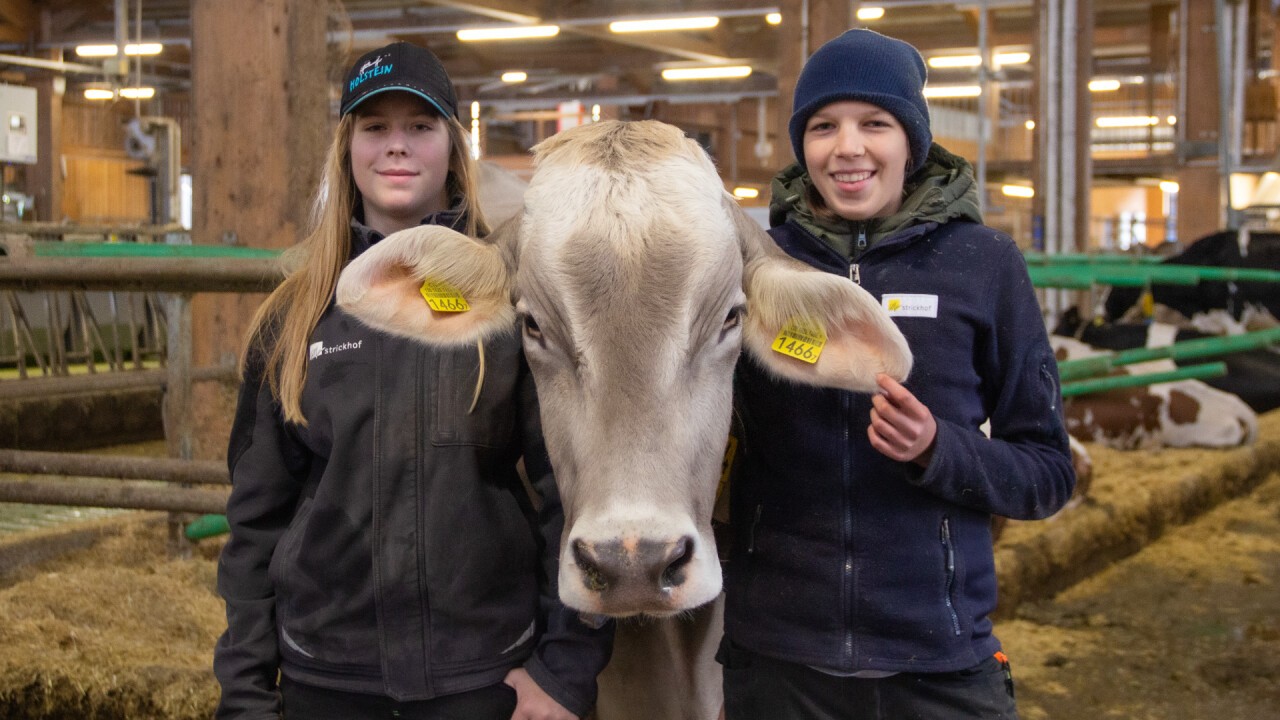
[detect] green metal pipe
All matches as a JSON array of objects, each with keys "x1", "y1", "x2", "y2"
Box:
[
  {"x1": 1028, "y1": 263, "x2": 1280, "y2": 288},
  {"x1": 184, "y1": 513, "x2": 230, "y2": 541},
  {"x1": 1024, "y1": 252, "x2": 1165, "y2": 265},
  {"x1": 1060, "y1": 362, "x2": 1227, "y2": 397},
  {"x1": 30, "y1": 241, "x2": 279, "y2": 259},
  {"x1": 1057, "y1": 326, "x2": 1280, "y2": 381}
]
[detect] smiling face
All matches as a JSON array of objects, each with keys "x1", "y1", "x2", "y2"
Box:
[
  {"x1": 349, "y1": 91, "x2": 452, "y2": 236},
  {"x1": 803, "y1": 100, "x2": 912, "y2": 222}
]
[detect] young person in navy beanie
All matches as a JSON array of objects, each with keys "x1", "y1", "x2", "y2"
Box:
[{"x1": 719, "y1": 28, "x2": 1075, "y2": 720}]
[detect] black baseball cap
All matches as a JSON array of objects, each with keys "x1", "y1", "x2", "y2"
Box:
[{"x1": 340, "y1": 41, "x2": 459, "y2": 119}]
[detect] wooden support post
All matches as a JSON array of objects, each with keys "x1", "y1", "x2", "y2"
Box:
[
  {"x1": 773, "y1": 0, "x2": 853, "y2": 171},
  {"x1": 1178, "y1": 0, "x2": 1224, "y2": 244},
  {"x1": 188, "y1": 0, "x2": 327, "y2": 460},
  {"x1": 31, "y1": 12, "x2": 63, "y2": 223}
]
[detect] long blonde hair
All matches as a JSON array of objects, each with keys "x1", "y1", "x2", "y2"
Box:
[{"x1": 244, "y1": 110, "x2": 490, "y2": 425}]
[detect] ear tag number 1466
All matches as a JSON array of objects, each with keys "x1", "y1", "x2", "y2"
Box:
[
  {"x1": 419, "y1": 278, "x2": 470, "y2": 313},
  {"x1": 772, "y1": 319, "x2": 827, "y2": 364}
]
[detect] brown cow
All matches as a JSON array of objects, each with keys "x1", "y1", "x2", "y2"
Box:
[{"x1": 1051, "y1": 333, "x2": 1257, "y2": 450}]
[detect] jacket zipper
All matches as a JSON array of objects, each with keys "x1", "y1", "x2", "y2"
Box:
[
  {"x1": 849, "y1": 223, "x2": 867, "y2": 284},
  {"x1": 940, "y1": 516, "x2": 962, "y2": 636},
  {"x1": 842, "y1": 392, "x2": 854, "y2": 665}
]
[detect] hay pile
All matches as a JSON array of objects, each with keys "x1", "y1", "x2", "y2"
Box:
[
  {"x1": 994, "y1": 409, "x2": 1280, "y2": 615},
  {"x1": 0, "y1": 517, "x2": 223, "y2": 719}
]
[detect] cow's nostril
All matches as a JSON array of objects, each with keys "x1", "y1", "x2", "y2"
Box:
[
  {"x1": 659, "y1": 536, "x2": 696, "y2": 591},
  {"x1": 573, "y1": 539, "x2": 609, "y2": 593}
]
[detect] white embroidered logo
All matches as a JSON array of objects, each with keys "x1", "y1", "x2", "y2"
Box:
[{"x1": 308, "y1": 339, "x2": 363, "y2": 361}]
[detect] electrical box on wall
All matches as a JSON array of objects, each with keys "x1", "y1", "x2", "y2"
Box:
[{"x1": 0, "y1": 83, "x2": 38, "y2": 164}]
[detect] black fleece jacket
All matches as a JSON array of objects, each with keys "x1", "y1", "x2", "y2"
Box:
[{"x1": 213, "y1": 216, "x2": 613, "y2": 719}]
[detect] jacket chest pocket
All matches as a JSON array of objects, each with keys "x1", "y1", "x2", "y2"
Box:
[{"x1": 430, "y1": 344, "x2": 517, "y2": 448}]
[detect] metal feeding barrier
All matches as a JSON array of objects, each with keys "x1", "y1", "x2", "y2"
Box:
[
  {"x1": 0, "y1": 234, "x2": 281, "y2": 380},
  {"x1": 1057, "y1": 326, "x2": 1280, "y2": 383},
  {"x1": 1026, "y1": 261, "x2": 1280, "y2": 289},
  {"x1": 0, "y1": 236, "x2": 284, "y2": 546},
  {"x1": 1027, "y1": 252, "x2": 1280, "y2": 397}
]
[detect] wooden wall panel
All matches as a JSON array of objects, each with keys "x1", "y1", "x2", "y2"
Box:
[
  {"x1": 58, "y1": 99, "x2": 158, "y2": 224},
  {"x1": 60, "y1": 151, "x2": 150, "y2": 224}
]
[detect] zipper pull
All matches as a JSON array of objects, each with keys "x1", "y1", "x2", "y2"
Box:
[
  {"x1": 849, "y1": 263, "x2": 861, "y2": 285},
  {"x1": 856, "y1": 224, "x2": 868, "y2": 253}
]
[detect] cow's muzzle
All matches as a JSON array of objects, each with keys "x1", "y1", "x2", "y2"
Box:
[{"x1": 571, "y1": 535, "x2": 696, "y2": 603}]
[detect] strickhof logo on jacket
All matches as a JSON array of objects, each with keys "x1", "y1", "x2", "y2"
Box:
[
  {"x1": 881, "y1": 294, "x2": 938, "y2": 318},
  {"x1": 309, "y1": 339, "x2": 364, "y2": 361}
]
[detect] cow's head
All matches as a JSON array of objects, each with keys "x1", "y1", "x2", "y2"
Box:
[{"x1": 337, "y1": 120, "x2": 911, "y2": 617}]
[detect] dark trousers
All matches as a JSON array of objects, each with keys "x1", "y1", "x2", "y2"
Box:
[
  {"x1": 720, "y1": 642, "x2": 1018, "y2": 720},
  {"x1": 280, "y1": 676, "x2": 517, "y2": 720}
]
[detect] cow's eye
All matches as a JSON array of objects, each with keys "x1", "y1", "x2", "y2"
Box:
[
  {"x1": 522, "y1": 314, "x2": 543, "y2": 340},
  {"x1": 723, "y1": 305, "x2": 745, "y2": 332}
]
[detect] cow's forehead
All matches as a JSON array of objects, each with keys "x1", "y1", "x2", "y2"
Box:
[{"x1": 518, "y1": 153, "x2": 740, "y2": 304}]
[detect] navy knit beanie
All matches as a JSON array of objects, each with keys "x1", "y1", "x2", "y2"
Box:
[{"x1": 789, "y1": 29, "x2": 932, "y2": 176}]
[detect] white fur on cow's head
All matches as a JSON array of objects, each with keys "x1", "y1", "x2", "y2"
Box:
[{"x1": 337, "y1": 119, "x2": 912, "y2": 617}]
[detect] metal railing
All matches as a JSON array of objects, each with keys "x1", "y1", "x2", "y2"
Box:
[{"x1": 0, "y1": 233, "x2": 284, "y2": 539}]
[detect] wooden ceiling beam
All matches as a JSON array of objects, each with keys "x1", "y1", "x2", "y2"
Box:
[
  {"x1": 421, "y1": 0, "x2": 543, "y2": 25},
  {"x1": 564, "y1": 24, "x2": 734, "y2": 65},
  {"x1": 0, "y1": 0, "x2": 35, "y2": 42}
]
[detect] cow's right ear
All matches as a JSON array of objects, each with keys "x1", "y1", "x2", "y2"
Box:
[
  {"x1": 336, "y1": 224, "x2": 516, "y2": 346},
  {"x1": 728, "y1": 196, "x2": 913, "y2": 392}
]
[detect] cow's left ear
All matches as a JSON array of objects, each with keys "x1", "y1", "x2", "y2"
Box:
[
  {"x1": 336, "y1": 223, "x2": 516, "y2": 346},
  {"x1": 728, "y1": 196, "x2": 912, "y2": 392}
]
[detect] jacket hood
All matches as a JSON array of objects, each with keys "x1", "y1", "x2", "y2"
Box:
[{"x1": 769, "y1": 143, "x2": 983, "y2": 251}]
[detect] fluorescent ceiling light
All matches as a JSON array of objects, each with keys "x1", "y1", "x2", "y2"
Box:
[
  {"x1": 766, "y1": 12, "x2": 782, "y2": 25},
  {"x1": 1095, "y1": 115, "x2": 1158, "y2": 128},
  {"x1": 1002, "y1": 185, "x2": 1035, "y2": 198},
  {"x1": 927, "y1": 51, "x2": 1029, "y2": 68},
  {"x1": 1088, "y1": 79, "x2": 1121, "y2": 92},
  {"x1": 1159, "y1": 181, "x2": 1179, "y2": 194},
  {"x1": 928, "y1": 54, "x2": 980, "y2": 68},
  {"x1": 119, "y1": 87, "x2": 155, "y2": 99},
  {"x1": 662, "y1": 65, "x2": 752, "y2": 81},
  {"x1": 83, "y1": 88, "x2": 115, "y2": 100},
  {"x1": 501, "y1": 71, "x2": 528, "y2": 83},
  {"x1": 610, "y1": 17, "x2": 719, "y2": 33},
  {"x1": 856, "y1": 7, "x2": 886, "y2": 21},
  {"x1": 75, "y1": 42, "x2": 163, "y2": 57},
  {"x1": 733, "y1": 186, "x2": 760, "y2": 199},
  {"x1": 996, "y1": 52, "x2": 1030, "y2": 66},
  {"x1": 457, "y1": 25, "x2": 560, "y2": 41},
  {"x1": 923, "y1": 85, "x2": 981, "y2": 98}
]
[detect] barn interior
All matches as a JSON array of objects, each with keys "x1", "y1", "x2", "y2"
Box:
[{"x1": 0, "y1": 2, "x2": 1278, "y2": 719}]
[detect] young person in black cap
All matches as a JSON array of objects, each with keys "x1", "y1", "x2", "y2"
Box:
[
  {"x1": 718, "y1": 28, "x2": 1075, "y2": 719},
  {"x1": 213, "y1": 41, "x2": 612, "y2": 720}
]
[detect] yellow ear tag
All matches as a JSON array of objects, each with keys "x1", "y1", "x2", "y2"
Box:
[
  {"x1": 419, "y1": 278, "x2": 471, "y2": 313},
  {"x1": 772, "y1": 318, "x2": 827, "y2": 364}
]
